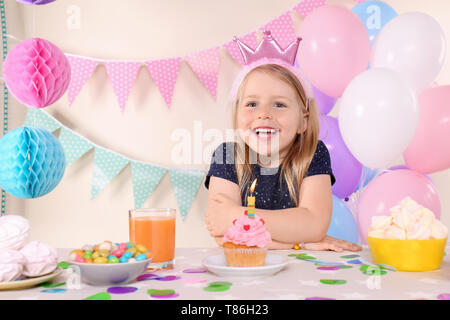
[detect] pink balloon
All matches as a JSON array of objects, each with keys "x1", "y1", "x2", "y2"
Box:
[
  {"x1": 357, "y1": 169, "x2": 441, "y2": 244},
  {"x1": 298, "y1": 5, "x2": 370, "y2": 98},
  {"x1": 404, "y1": 86, "x2": 450, "y2": 174}
]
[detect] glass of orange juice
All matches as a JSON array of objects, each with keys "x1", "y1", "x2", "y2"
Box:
[{"x1": 129, "y1": 208, "x2": 176, "y2": 269}]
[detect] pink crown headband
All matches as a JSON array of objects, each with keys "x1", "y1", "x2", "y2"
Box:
[{"x1": 230, "y1": 30, "x2": 312, "y2": 109}]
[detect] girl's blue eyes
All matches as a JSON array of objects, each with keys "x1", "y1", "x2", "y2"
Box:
[{"x1": 245, "y1": 102, "x2": 286, "y2": 108}]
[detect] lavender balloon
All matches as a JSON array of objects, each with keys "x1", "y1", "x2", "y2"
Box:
[
  {"x1": 319, "y1": 115, "x2": 362, "y2": 198},
  {"x1": 16, "y1": 0, "x2": 56, "y2": 5},
  {"x1": 312, "y1": 85, "x2": 337, "y2": 115}
]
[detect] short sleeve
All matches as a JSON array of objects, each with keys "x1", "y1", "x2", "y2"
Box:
[
  {"x1": 204, "y1": 142, "x2": 238, "y2": 189},
  {"x1": 305, "y1": 140, "x2": 336, "y2": 185}
]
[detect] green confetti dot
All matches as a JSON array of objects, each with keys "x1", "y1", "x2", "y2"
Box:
[
  {"x1": 296, "y1": 255, "x2": 316, "y2": 260},
  {"x1": 208, "y1": 281, "x2": 232, "y2": 287},
  {"x1": 340, "y1": 254, "x2": 360, "y2": 259},
  {"x1": 337, "y1": 265, "x2": 353, "y2": 269},
  {"x1": 57, "y1": 261, "x2": 70, "y2": 269},
  {"x1": 40, "y1": 282, "x2": 65, "y2": 288},
  {"x1": 320, "y1": 279, "x2": 347, "y2": 285},
  {"x1": 204, "y1": 285, "x2": 230, "y2": 292},
  {"x1": 83, "y1": 292, "x2": 111, "y2": 300},
  {"x1": 147, "y1": 289, "x2": 175, "y2": 296},
  {"x1": 360, "y1": 264, "x2": 387, "y2": 276}
]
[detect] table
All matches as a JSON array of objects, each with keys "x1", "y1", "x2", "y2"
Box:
[{"x1": 1, "y1": 246, "x2": 450, "y2": 300}]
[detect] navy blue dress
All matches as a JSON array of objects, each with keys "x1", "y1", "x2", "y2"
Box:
[{"x1": 204, "y1": 140, "x2": 335, "y2": 209}]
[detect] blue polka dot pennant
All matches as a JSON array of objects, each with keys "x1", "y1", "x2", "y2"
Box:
[
  {"x1": 59, "y1": 127, "x2": 92, "y2": 166},
  {"x1": 169, "y1": 168, "x2": 205, "y2": 221},
  {"x1": 131, "y1": 162, "x2": 166, "y2": 209},
  {"x1": 91, "y1": 148, "x2": 129, "y2": 199},
  {"x1": 23, "y1": 108, "x2": 61, "y2": 132}
]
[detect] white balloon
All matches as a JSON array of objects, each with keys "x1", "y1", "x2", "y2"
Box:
[
  {"x1": 370, "y1": 12, "x2": 446, "y2": 94},
  {"x1": 338, "y1": 68, "x2": 418, "y2": 169}
]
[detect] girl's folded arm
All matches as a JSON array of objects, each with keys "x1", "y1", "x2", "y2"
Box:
[{"x1": 254, "y1": 174, "x2": 333, "y2": 244}]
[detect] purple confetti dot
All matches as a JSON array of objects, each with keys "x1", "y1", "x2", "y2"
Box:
[
  {"x1": 107, "y1": 286, "x2": 138, "y2": 294},
  {"x1": 155, "y1": 275, "x2": 181, "y2": 281},
  {"x1": 317, "y1": 266, "x2": 340, "y2": 271},
  {"x1": 136, "y1": 273, "x2": 162, "y2": 281},
  {"x1": 305, "y1": 297, "x2": 336, "y2": 300},
  {"x1": 438, "y1": 293, "x2": 450, "y2": 300},
  {"x1": 150, "y1": 293, "x2": 180, "y2": 299},
  {"x1": 183, "y1": 267, "x2": 207, "y2": 273}
]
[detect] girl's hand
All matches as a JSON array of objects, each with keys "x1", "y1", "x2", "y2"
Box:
[
  {"x1": 303, "y1": 235, "x2": 362, "y2": 252},
  {"x1": 206, "y1": 193, "x2": 241, "y2": 237}
]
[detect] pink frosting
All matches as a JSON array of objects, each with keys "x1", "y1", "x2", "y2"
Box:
[
  {"x1": 223, "y1": 214, "x2": 272, "y2": 248},
  {"x1": 20, "y1": 241, "x2": 58, "y2": 277}
]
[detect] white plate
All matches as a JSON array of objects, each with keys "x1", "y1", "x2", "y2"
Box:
[{"x1": 202, "y1": 254, "x2": 288, "y2": 278}]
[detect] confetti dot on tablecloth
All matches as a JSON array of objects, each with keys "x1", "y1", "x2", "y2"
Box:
[
  {"x1": 437, "y1": 293, "x2": 450, "y2": 300},
  {"x1": 107, "y1": 286, "x2": 138, "y2": 294},
  {"x1": 341, "y1": 254, "x2": 360, "y2": 259},
  {"x1": 305, "y1": 296, "x2": 336, "y2": 300},
  {"x1": 347, "y1": 259, "x2": 362, "y2": 264},
  {"x1": 41, "y1": 288, "x2": 67, "y2": 293},
  {"x1": 360, "y1": 265, "x2": 388, "y2": 276},
  {"x1": 155, "y1": 275, "x2": 181, "y2": 281},
  {"x1": 183, "y1": 267, "x2": 207, "y2": 273},
  {"x1": 40, "y1": 282, "x2": 66, "y2": 288},
  {"x1": 151, "y1": 293, "x2": 180, "y2": 299},
  {"x1": 296, "y1": 255, "x2": 317, "y2": 260},
  {"x1": 136, "y1": 273, "x2": 162, "y2": 281},
  {"x1": 204, "y1": 281, "x2": 232, "y2": 292},
  {"x1": 57, "y1": 261, "x2": 70, "y2": 269},
  {"x1": 147, "y1": 289, "x2": 176, "y2": 296},
  {"x1": 320, "y1": 279, "x2": 347, "y2": 285},
  {"x1": 182, "y1": 277, "x2": 208, "y2": 284},
  {"x1": 317, "y1": 266, "x2": 340, "y2": 271},
  {"x1": 337, "y1": 265, "x2": 353, "y2": 269},
  {"x1": 83, "y1": 292, "x2": 111, "y2": 300},
  {"x1": 376, "y1": 263, "x2": 397, "y2": 271}
]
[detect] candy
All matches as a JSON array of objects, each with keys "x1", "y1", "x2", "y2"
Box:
[
  {"x1": 85, "y1": 258, "x2": 93, "y2": 263},
  {"x1": 136, "y1": 253, "x2": 147, "y2": 261},
  {"x1": 123, "y1": 252, "x2": 133, "y2": 259},
  {"x1": 126, "y1": 242, "x2": 134, "y2": 249},
  {"x1": 118, "y1": 243, "x2": 127, "y2": 251},
  {"x1": 94, "y1": 257, "x2": 108, "y2": 264},
  {"x1": 98, "y1": 241, "x2": 112, "y2": 252},
  {"x1": 126, "y1": 248, "x2": 137, "y2": 256},
  {"x1": 136, "y1": 245, "x2": 147, "y2": 253},
  {"x1": 112, "y1": 249, "x2": 124, "y2": 258},
  {"x1": 108, "y1": 257, "x2": 119, "y2": 263},
  {"x1": 119, "y1": 256, "x2": 129, "y2": 263},
  {"x1": 98, "y1": 249, "x2": 110, "y2": 258},
  {"x1": 128, "y1": 258, "x2": 136, "y2": 263},
  {"x1": 75, "y1": 255, "x2": 84, "y2": 263}
]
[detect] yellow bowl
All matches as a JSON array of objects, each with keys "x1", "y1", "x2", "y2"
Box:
[{"x1": 367, "y1": 236, "x2": 447, "y2": 272}]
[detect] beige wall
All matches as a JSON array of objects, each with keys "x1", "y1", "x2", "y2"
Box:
[{"x1": 1, "y1": 0, "x2": 449, "y2": 248}]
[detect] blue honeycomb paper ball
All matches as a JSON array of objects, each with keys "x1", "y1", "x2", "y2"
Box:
[{"x1": 0, "y1": 126, "x2": 66, "y2": 198}]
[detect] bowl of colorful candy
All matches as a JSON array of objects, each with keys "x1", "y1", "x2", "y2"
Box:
[{"x1": 68, "y1": 241, "x2": 152, "y2": 286}]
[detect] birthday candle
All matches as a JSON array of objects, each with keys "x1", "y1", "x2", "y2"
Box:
[{"x1": 247, "y1": 179, "x2": 257, "y2": 218}]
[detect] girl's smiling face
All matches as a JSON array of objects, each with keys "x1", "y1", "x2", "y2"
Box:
[{"x1": 237, "y1": 69, "x2": 308, "y2": 165}]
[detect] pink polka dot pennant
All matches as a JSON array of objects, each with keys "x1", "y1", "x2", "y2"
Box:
[
  {"x1": 145, "y1": 57, "x2": 181, "y2": 109},
  {"x1": 260, "y1": 12, "x2": 296, "y2": 50},
  {"x1": 293, "y1": 0, "x2": 326, "y2": 17},
  {"x1": 223, "y1": 31, "x2": 258, "y2": 66},
  {"x1": 184, "y1": 47, "x2": 220, "y2": 101},
  {"x1": 66, "y1": 55, "x2": 99, "y2": 106},
  {"x1": 104, "y1": 61, "x2": 141, "y2": 111}
]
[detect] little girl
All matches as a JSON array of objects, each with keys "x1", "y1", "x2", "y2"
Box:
[{"x1": 204, "y1": 32, "x2": 361, "y2": 252}]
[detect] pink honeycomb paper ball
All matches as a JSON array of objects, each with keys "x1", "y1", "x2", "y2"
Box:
[{"x1": 3, "y1": 38, "x2": 71, "y2": 108}]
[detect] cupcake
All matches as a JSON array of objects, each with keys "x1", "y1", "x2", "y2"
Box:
[
  {"x1": 20, "y1": 241, "x2": 58, "y2": 277},
  {"x1": 222, "y1": 213, "x2": 271, "y2": 267},
  {"x1": 0, "y1": 248, "x2": 26, "y2": 282},
  {"x1": 0, "y1": 215, "x2": 30, "y2": 250}
]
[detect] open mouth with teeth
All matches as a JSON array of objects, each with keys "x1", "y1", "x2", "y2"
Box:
[{"x1": 252, "y1": 127, "x2": 280, "y2": 140}]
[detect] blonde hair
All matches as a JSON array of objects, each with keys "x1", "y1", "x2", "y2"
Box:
[{"x1": 232, "y1": 64, "x2": 320, "y2": 207}]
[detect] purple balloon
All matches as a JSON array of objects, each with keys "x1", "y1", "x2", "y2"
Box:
[
  {"x1": 16, "y1": 0, "x2": 56, "y2": 5},
  {"x1": 312, "y1": 85, "x2": 337, "y2": 115},
  {"x1": 381, "y1": 165, "x2": 433, "y2": 183},
  {"x1": 319, "y1": 115, "x2": 362, "y2": 198}
]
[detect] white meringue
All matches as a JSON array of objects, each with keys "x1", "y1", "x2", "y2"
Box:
[
  {"x1": 0, "y1": 215, "x2": 30, "y2": 250},
  {"x1": 0, "y1": 248, "x2": 26, "y2": 282},
  {"x1": 20, "y1": 241, "x2": 58, "y2": 277},
  {"x1": 368, "y1": 196, "x2": 448, "y2": 240}
]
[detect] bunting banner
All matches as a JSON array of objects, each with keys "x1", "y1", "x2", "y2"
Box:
[
  {"x1": 62, "y1": 0, "x2": 328, "y2": 110},
  {"x1": 23, "y1": 109, "x2": 206, "y2": 220}
]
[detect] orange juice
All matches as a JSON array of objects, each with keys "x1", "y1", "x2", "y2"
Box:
[{"x1": 129, "y1": 210, "x2": 176, "y2": 263}]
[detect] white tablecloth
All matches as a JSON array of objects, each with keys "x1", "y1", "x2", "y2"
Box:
[{"x1": 1, "y1": 246, "x2": 450, "y2": 300}]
